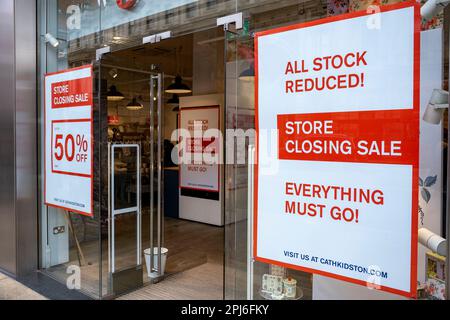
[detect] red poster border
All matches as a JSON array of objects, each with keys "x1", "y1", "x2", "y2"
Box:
[
  {"x1": 253, "y1": 1, "x2": 420, "y2": 298},
  {"x1": 179, "y1": 106, "x2": 221, "y2": 193},
  {"x1": 44, "y1": 65, "x2": 94, "y2": 217}
]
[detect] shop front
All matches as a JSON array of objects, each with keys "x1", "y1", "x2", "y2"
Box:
[{"x1": 24, "y1": 0, "x2": 450, "y2": 300}]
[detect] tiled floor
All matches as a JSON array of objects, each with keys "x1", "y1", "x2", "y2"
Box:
[
  {"x1": 118, "y1": 262, "x2": 223, "y2": 300},
  {"x1": 44, "y1": 217, "x2": 225, "y2": 299},
  {"x1": 0, "y1": 273, "x2": 47, "y2": 300}
]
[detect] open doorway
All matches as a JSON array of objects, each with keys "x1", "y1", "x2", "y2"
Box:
[{"x1": 100, "y1": 28, "x2": 225, "y2": 299}]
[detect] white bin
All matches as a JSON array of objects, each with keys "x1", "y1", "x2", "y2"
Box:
[{"x1": 144, "y1": 248, "x2": 168, "y2": 278}]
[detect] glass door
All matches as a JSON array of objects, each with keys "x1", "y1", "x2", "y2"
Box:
[
  {"x1": 97, "y1": 52, "x2": 165, "y2": 297},
  {"x1": 148, "y1": 72, "x2": 166, "y2": 284},
  {"x1": 224, "y1": 26, "x2": 256, "y2": 300}
]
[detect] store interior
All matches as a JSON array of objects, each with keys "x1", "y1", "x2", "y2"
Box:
[
  {"x1": 105, "y1": 29, "x2": 227, "y2": 298},
  {"x1": 46, "y1": 28, "x2": 227, "y2": 299}
]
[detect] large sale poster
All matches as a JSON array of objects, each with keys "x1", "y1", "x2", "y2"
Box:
[
  {"x1": 180, "y1": 106, "x2": 220, "y2": 193},
  {"x1": 45, "y1": 65, "x2": 94, "y2": 217},
  {"x1": 254, "y1": 2, "x2": 420, "y2": 297}
]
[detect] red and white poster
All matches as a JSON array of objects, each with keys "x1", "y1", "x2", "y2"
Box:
[
  {"x1": 254, "y1": 2, "x2": 420, "y2": 297},
  {"x1": 45, "y1": 65, "x2": 94, "y2": 217},
  {"x1": 180, "y1": 106, "x2": 220, "y2": 193}
]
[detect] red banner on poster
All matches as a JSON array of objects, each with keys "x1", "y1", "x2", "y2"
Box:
[
  {"x1": 278, "y1": 109, "x2": 419, "y2": 165},
  {"x1": 51, "y1": 78, "x2": 93, "y2": 109}
]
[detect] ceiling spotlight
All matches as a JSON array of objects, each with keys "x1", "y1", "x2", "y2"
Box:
[
  {"x1": 166, "y1": 75, "x2": 192, "y2": 94},
  {"x1": 44, "y1": 33, "x2": 60, "y2": 48},
  {"x1": 126, "y1": 97, "x2": 144, "y2": 111},
  {"x1": 107, "y1": 85, "x2": 125, "y2": 101},
  {"x1": 109, "y1": 68, "x2": 118, "y2": 79},
  {"x1": 423, "y1": 89, "x2": 449, "y2": 125}
]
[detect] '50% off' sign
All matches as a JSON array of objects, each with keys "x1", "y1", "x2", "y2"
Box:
[{"x1": 52, "y1": 120, "x2": 92, "y2": 177}]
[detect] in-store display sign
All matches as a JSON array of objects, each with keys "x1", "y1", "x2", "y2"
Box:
[
  {"x1": 45, "y1": 65, "x2": 94, "y2": 217},
  {"x1": 180, "y1": 106, "x2": 220, "y2": 194},
  {"x1": 254, "y1": 2, "x2": 420, "y2": 297}
]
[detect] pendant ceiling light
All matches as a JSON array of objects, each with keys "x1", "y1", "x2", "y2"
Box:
[
  {"x1": 166, "y1": 46, "x2": 192, "y2": 94},
  {"x1": 239, "y1": 64, "x2": 255, "y2": 82},
  {"x1": 126, "y1": 97, "x2": 144, "y2": 111},
  {"x1": 107, "y1": 85, "x2": 125, "y2": 101},
  {"x1": 166, "y1": 75, "x2": 192, "y2": 94}
]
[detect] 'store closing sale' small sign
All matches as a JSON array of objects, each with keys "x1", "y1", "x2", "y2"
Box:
[{"x1": 254, "y1": 2, "x2": 420, "y2": 297}]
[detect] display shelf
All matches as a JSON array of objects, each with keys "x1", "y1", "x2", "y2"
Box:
[{"x1": 260, "y1": 286, "x2": 304, "y2": 301}]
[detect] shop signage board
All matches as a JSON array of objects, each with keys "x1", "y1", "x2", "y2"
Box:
[
  {"x1": 180, "y1": 106, "x2": 220, "y2": 193},
  {"x1": 44, "y1": 65, "x2": 94, "y2": 217},
  {"x1": 254, "y1": 2, "x2": 420, "y2": 297}
]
